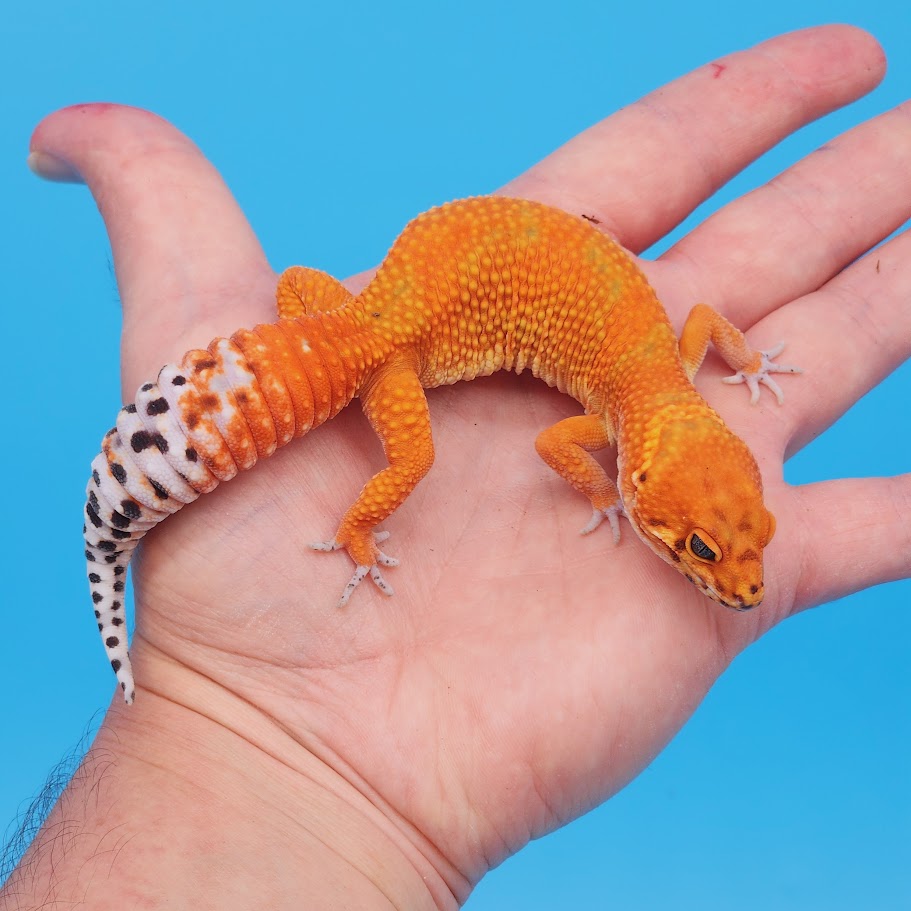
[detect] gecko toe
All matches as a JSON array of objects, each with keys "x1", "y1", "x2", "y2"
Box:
[
  {"x1": 370, "y1": 565, "x2": 395, "y2": 596},
  {"x1": 311, "y1": 539, "x2": 343, "y2": 552},
  {"x1": 338, "y1": 564, "x2": 371, "y2": 607},
  {"x1": 722, "y1": 343, "x2": 801, "y2": 406},
  {"x1": 579, "y1": 503, "x2": 626, "y2": 543}
]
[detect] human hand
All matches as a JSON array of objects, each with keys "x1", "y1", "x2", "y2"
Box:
[{"x1": 22, "y1": 24, "x2": 910, "y2": 908}]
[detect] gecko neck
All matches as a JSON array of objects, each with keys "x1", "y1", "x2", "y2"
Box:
[{"x1": 609, "y1": 358, "x2": 718, "y2": 494}]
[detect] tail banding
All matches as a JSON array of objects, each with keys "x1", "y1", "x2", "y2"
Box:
[{"x1": 84, "y1": 312, "x2": 368, "y2": 702}]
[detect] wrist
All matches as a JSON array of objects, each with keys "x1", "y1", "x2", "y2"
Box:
[{"x1": 2, "y1": 641, "x2": 462, "y2": 910}]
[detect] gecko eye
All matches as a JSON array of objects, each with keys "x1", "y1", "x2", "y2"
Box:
[{"x1": 687, "y1": 530, "x2": 721, "y2": 563}]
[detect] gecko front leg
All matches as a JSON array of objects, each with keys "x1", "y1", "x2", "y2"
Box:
[
  {"x1": 678, "y1": 303, "x2": 802, "y2": 404},
  {"x1": 311, "y1": 359, "x2": 435, "y2": 607}
]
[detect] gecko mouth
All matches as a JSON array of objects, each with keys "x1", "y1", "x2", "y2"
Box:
[
  {"x1": 677, "y1": 555, "x2": 764, "y2": 611},
  {"x1": 713, "y1": 590, "x2": 762, "y2": 611},
  {"x1": 702, "y1": 583, "x2": 763, "y2": 611}
]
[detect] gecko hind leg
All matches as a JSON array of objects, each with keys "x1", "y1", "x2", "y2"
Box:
[{"x1": 276, "y1": 265, "x2": 354, "y2": 319}]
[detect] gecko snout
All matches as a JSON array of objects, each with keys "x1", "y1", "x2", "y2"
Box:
[{"x1": 728, "y1": 585, "x2": 763, "y2": 611}]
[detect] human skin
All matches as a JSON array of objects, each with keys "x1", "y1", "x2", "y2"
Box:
[{"x1": 4, "y1": 24, "x2": 910, "y2": 911}]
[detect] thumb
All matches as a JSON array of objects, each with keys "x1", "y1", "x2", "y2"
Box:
[{"x1": 29, "y1": 104, "x2": 276, "y2": 393}]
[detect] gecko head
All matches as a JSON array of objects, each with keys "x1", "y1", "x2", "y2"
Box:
[{"x1": 627, "y1": 417, "x2": 776, "y2": 610}]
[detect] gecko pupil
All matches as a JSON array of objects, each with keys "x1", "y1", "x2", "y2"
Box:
[{"x1": 689, "y1": 533, "x2": 716, "y2": 561}]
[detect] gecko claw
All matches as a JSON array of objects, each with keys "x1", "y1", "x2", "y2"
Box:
[{"x1": 721, "y1": 343, "x2": 802, "y2": 405}]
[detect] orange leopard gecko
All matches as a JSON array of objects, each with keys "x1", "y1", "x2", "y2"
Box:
[{"x1": 83, "y1": 196, "x2": 799, "y2": 703}]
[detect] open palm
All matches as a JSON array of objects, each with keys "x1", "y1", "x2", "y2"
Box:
[{"x1": 30, "y1": 25, "x2": 911, "y2": 897}]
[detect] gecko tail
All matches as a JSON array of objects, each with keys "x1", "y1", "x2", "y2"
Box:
[
  {"x1": 82, "y1": 369, "x2": 216, "y2": 702},
  {"x1": 83, "y1": 500, "x2": 139, "y2": 703},
  {"x1": 81, "y1": 312, "x2": 370, "y2": 701}
]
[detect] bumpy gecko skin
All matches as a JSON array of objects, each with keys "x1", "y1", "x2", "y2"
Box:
[{"x1": 84, "y1": 196, "x2": 799, "y2": 703}]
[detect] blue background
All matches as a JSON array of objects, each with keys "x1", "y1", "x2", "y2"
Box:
[{"x1": 1, "y1": 1, "x2": 908, "y2": 907}]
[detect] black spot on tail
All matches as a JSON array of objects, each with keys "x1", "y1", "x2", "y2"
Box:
[
  {"x1": 120, "y1": 500, "x2": 141, "y2": 520},
  {"x1": 130, "y1": 430, "x2": 168, "y2": 453},
  {"x1": 110, "y1": 509, "x2": 131, "y2": 529},
  {"x1": 149, "y1": 479, "x2": 169, "y2": 500}
]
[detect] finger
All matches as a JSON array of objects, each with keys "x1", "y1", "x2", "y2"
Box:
[
  {"x1": 735, "y1": 227, "x2": 911, "y2": 455},
  {"x1": 666, "y1": 101, "x2": 911, "y2": 324},
  {"x1": 29, "y1": 104, "x2": 276, "y2": 389},
  {"x1": 786, "y1": 475, "x2": 911, "y2": 612},
  {"x1": 502, "y1": 25, "x2": 885, "y2": 252}
]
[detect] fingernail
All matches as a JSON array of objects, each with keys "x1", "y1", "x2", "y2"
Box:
[{"x1": 27, "y1": 150, "x2": 83, "y2": 183}]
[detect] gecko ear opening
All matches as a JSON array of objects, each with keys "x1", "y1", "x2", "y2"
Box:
[{"x1": 766, "y1": 510, "x2": 776, "y2": 544}]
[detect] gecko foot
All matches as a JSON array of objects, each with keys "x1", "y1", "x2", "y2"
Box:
[
  {"x1": 721, "y1": 343, "x2": 802, "y2": 405},
  {"x1": 579, "y1": 502, "x2": 626, "y2": 543},
  {"x1": 310, "y1": 531, "x2": 398, "y2": 607}
]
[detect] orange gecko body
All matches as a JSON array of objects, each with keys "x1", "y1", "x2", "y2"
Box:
[{"x1": 83, "y1": 196, "x2": 797, "y2": 702}]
